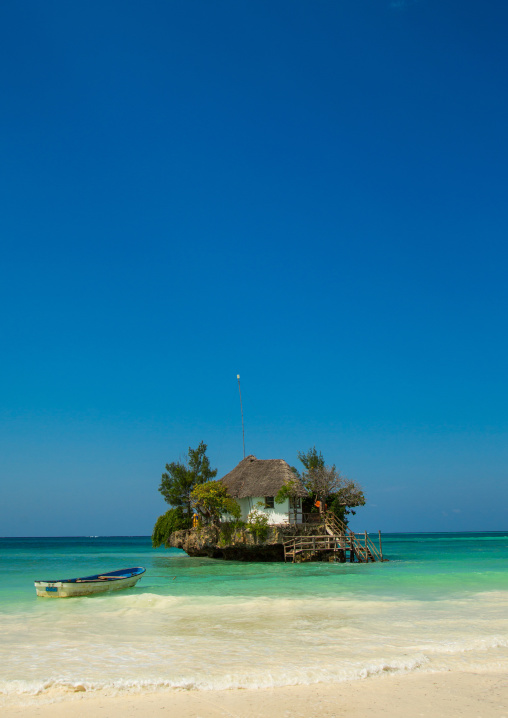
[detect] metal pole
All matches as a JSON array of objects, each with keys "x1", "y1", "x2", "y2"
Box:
[{"x1": 237, "y1": 374, "x2": 245, "y2": 459}]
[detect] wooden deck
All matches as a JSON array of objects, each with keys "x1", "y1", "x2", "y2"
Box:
[{"x1": 283, "y1": 512, "x2": 385, "y2": 563}]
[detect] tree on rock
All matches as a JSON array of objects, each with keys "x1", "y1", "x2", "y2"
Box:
[
  {"x1": 297, "y1": 446, "x2": 325, "y2": 472},
  {"x1": 191, "y1": 481, "x2": 241, "y2": 527},
  {"x1": 152, "y1": 507, "x2": 190, "y2": 548},
  {"x1": 157, "y1": 441, "x2": 217, "y2": 524},
  {"x1": 297, "y1": 446, "x2": 365, "y2": 523}
]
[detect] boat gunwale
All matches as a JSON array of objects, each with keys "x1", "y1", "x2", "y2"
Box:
[{"x1": 34, "y1": 566, "x2": 146, "y2": 586}]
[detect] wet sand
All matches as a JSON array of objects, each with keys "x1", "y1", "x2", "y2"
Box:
[{"x1": 3, "y1": 670, "x2": 508, "y2": 718}]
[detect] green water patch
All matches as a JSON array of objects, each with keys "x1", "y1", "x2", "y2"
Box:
[{"x1": 1, "y1": 532, "x2": 508, "y2": 612}]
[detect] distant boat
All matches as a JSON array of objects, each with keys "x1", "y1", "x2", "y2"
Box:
[{"x1": 34, "y1": 567, "x2": 146, "y2": 598}]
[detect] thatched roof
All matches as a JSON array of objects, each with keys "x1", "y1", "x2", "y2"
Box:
[{"x1": 220, "y1": 455, "x2": 307, "y2": 499}]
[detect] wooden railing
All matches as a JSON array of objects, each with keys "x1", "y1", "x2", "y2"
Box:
[
  {"x1": 288, "y1": 511, "x2": 323, "y2": 525},
  {"x1": 324, "y1": 511, "x2": 347, "y2": 535},
  {"x1": 364, "y1": 531, "x2": 384, "y2": 562},
  {"x1": 301, "y1": 513, "x2": 323, "y2": 524},
  {"x1": 324, "y1": 511, "x2": 384, "y2": 562},
  {"x1": 283, "y1": 535, "x2": 350, "y2": 561},
  {"x1": 283, "y1": 511, "x2": 385, "y2": 563}
]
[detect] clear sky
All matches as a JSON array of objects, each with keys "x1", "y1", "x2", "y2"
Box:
[{"x1": 1, "y1": 0, "x2": 507, "y2": 536}]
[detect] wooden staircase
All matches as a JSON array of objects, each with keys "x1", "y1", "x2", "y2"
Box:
[{"x1": 283, "y1": 512, "x2": 384, "y2": 563}]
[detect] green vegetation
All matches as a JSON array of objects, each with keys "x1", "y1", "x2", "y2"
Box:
[
  {"x1": 158, "y1": 441, "x2": 217, "y2": 516},
  {"x1": 218, "y1": 519, "x2": 246, "y2": 546},
  {"x1": 297, "y1": 446, "x2": 325, "y2": 472},
  {"x1": 274, "y1": 476, "x2": 301, "y2": 504},
  {"x1": 297, "y1": 446, "x2": 365, "y2": 524},
  {"x1": 153, "y1": 441, "x2": 217, "y2": 546},
  {"x1": 190, "y1": 480, "x2": 241, "y2": 527},
  {"x1": 152, "y1": 507, "x2": 190, "y2": 548},
  {"x1": 247, "y1": 502, "x2": 270, "y2": 541}
]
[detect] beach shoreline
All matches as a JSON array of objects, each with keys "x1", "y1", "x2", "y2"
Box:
[
  {"x1": 4, "y1": 535, "x2": 508, "y2": 717},
  {"x1": 2, "y1": 669, "x2": 508, "y2": 718}
]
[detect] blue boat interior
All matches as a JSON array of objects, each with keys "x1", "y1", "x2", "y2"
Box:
[{"x1": 36, "y1": 567, "x2": 146, "y2": 583}]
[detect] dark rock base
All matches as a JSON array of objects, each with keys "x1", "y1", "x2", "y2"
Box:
[{"x1": 169, "y1": 524, "x2": 325, "y2": 562}]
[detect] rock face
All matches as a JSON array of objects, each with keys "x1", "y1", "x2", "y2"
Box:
[{"x1": 169, "y1": 524, "x2": 325, "y2": 562}]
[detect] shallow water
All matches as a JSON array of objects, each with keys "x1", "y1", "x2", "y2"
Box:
[{"x1": 1, "y1": 533, "x2": 508, "y2": 705}]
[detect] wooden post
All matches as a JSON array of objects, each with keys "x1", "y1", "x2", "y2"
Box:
[
  {"x1": 378, "y1": 530, "x2": 383, "y2": 561},
  {"x1": 365, "y1": 531, "x2": 368, "y2": 561}
]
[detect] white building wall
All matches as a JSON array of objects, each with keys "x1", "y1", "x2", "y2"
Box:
[
  {"x1": 237, "y1": 497, "x2": 290, "y2": 525},
  {"x1": 222, "y1": 496, "x2": 302, "y2": 525}
]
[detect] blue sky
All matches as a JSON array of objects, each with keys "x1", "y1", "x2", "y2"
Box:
[{"x1": 1, "y1": 0, "x2": 507, "y2": 536}]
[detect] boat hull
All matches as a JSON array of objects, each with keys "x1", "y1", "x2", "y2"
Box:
[{"x1": 34, "y1": 567, "x2": 145, "y2": 598}]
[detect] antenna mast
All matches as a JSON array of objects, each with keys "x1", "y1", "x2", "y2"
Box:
[{"x1": 237, "y1": 374, "x2": 245, "y2": 459}]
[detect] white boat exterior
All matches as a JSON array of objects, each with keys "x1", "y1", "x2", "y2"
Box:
[{"x1": 34, "y1": 567, "x2": 145, "y2": 598}]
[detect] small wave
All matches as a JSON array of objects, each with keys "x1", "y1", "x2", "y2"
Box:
[
  {"x1": 413, "y1": 634, "x2": 508, "y2": 655},
  {"x1": 0, "y1": 654, "x2": 431, "y2": 699}
]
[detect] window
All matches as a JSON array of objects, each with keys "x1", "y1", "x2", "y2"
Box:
[{"x1": 264, "y1": 496, "x2": 274, "y2": 509}]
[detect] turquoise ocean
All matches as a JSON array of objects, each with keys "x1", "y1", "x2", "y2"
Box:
[{"x1": 1, "y1": 533, "x2": 508, "y2": 707}]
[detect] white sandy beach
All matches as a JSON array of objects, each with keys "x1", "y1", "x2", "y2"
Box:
[{"x1": 3, "y1": 671, "x2": 508, "y2": 718}]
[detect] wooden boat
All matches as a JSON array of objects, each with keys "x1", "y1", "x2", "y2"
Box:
[{"x1": 34, "y1": 567, "x2": 146, "y2": 598}]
